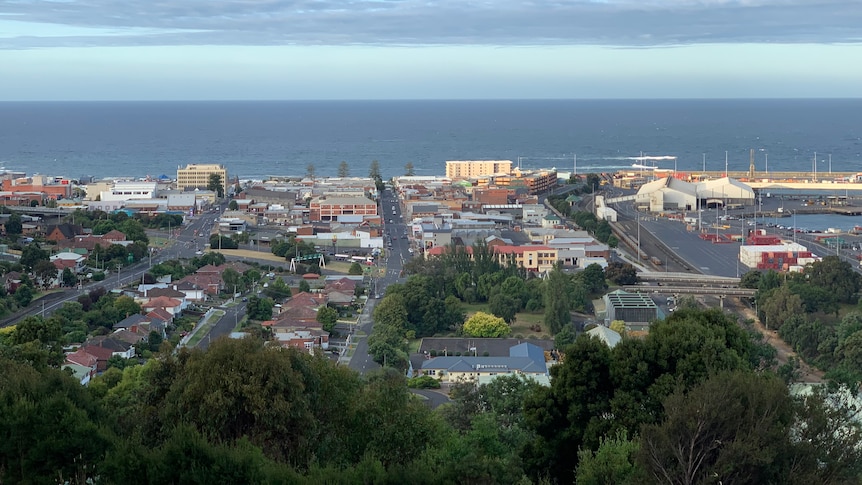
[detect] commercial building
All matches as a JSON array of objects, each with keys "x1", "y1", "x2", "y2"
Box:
[
  {"x1": 309, "y1": 196, "x2": 378, "y2": 222},
  {"x1": 446, "y1": 160, "x2": 513, "y2": 180},
  {"x1": 176, "y1": 164, "x2": 228, "y2": 195},
  {"x1": 601, "y1": 289, "x2": 664, "y2": 331}
]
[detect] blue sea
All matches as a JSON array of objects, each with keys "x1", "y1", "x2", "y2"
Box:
[{"x1": 1, "y1": 99, "x2": 861, "y2": 181}]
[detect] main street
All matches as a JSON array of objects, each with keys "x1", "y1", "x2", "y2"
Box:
[{"x1": 348, "y1": 188, "x2": 409, "y2": 374}]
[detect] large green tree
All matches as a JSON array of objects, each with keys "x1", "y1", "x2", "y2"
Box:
[{"x1": 207, "y1": 173, "x2": 224, "y2": 198}]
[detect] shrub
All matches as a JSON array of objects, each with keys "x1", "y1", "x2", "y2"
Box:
[
  {"x1": 92, "y1": 272, "x2": 106, "y2": 281},
  {"x1": 429, "y1": 349, "x2": 438, "y2": 357},
  {"x1": 482, "y1": 351, "x2": 490, "y2": 357},
  {"x1": 407, "y1": 375, "x2": 441, "y2": 389}
]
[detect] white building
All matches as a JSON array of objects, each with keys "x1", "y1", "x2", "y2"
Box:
[{"x1": 99, "y1": 181, "x2": 159, "y2": 202}]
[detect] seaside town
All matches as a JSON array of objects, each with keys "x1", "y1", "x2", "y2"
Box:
[{"x1": 3, "y1": 159, "x2": 862, "y2": 482}]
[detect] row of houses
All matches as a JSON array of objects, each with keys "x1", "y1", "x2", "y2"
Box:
[{"x1": 260, "y1": 276, "x2": 362, "y2": 352}]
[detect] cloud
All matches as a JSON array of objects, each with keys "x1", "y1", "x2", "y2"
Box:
[{"x1": 0, "y1": 0, "x2": 860, "y2": 49}]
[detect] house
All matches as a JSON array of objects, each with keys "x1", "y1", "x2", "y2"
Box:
[
  {"x1": 50, "y1": 251, "x2": 86, "y2": 274},
  {"x1": 325, "y1": 277, "x2": 357, "y2": 295},
  {"x1": 172, "y1": 280, "x2": 205, "y2": 302},
  {"x1": 64, "y1": 348, "x2": 98, "y2": 380},
  {"x1": 587, "y1": 325, "x2": 622, "y2": 348},
  {"x1": 84, "y1": 336, "x2": 136, "y2": 359},
  {"x1": 63, "y1": 363, "x2": 94, "y2": 386},
  {"x1": 325, "y1": 290, "x2": 355, "y2": 307},
  {"x1": 2, "y1": 271, "x2": 23, "y2": 294},
  {"x1": 44, "y1": 223, "x2": 83, "y2": 242},
  {"x1": 418, "y1": 342, "x2": 549, "y2": 383},
  {"x1": 144, "y1": 287, "x2": 189, "y2": 312},
  {"x1": 78, "y1": 345, "x2": 114, "y2": 372},
  {"x1": 142, "y1": 296, "x2": 183, "y2": 316},
  {"x1": 271, "y1": 327, "x2": 330, "y2": 353}
]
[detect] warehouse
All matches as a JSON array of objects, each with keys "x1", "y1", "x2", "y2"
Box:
[{"x1": 635, "y1": 176, "x2": 755, "y2": 213}]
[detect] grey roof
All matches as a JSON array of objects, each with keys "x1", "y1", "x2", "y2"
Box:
[
  {"x1": 113, "y1": 313, "x2": 148, "y2": 329},
  {"x1": 421, "y1": 356, "x2": 546, "y2": 374},
  {"x1": 587, "y1": 325, "x2": 622, "y2": 348},
  {"x1": 418, "y1": 337, "x2": 554, "y2": 357},
  {"x1": 420, "y1": 342, "x2": 548, "y2": 374}
]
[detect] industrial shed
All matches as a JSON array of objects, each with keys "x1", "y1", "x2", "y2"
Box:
[{"x1": 635, "y1": 176, "x2": 755, "y2": 213}]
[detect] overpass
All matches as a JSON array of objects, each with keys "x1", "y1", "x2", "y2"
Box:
[
  {"x1": 5, "y1": 205, "x2": 75, "y2": 216},
  {"x1": 638, "y1": 272, "x2": 740, "y2": 286},
  {"x1": 622, "y1": 285, "x2": 756, "y2": 297}
]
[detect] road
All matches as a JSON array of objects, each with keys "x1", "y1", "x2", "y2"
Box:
[
  {"x1": 1, "y1": 205, "x2": 226, "y2": 328},
  {"x1": 347, "y1": 188, "x2": 410, "y2": 375},
  {"x1": 196, "y1": 300, "x2": 246, "y2": 351}
]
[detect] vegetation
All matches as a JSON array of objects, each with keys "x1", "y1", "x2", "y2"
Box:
[
  {"x1": 462, "y1": 311, "x2": 510, "y2": 338},
  {"x1": 749, "y1": 257, "x2": 862, "y2": 389},
  {"x1": 0, "y1": 303, "x2": 859, "y2": 483}
]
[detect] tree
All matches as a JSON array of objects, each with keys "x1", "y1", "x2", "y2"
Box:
[
  {"x1": 4, "y1": 213, "x2": 22, "y2": 235},
  {"x1": 579, "y1": 263, "x2": 607, "y2": 294},
  {"x1": 316, "y1": 306, "x2": 338, "y2": 333},
  {"x1": 20, "y1": 243, "x2": 49, "y2": 271},
  {"x1": 577, "y1": 430, "x2": 643, "y2": 485},
  {"x1": 605, "y1": 262, "x2": 638, "y2": 286},
  {"x1": 544, "y1": 266, "x2": 573, "y2": 334},
  {"x1": 739, "y1": 270, "x2": 762, "y2": 289},
  {"x1": 228, "y1": 200, "x2": 239, "y2": 210},
  {"x1": 246, "y1": 295, "x2": 274, "y2": 321},
  {"x1": 114, "y1": 295, "x2": 141, "y2": 318},
  {"x1": 488, "y1": 293, "x2": 518, "y2": 324},
  {"x1": 639, "y1": 371, "x2": 795, "y2": 485},
  {"x1": 404, "y1": 162, "x2": 415, "y2": 176},
  {"x1": 554, "y1": 324, "x2": 577, "y2": 348},
  {"x1": 462, "y1": 311, "x2": 510, "y2": 338},
  {"x1": 207, "y1": 173, "x2": 224, "y2": 198},
  {"x1": 61, "y1": 267, "x2": 77, "y2": 287},
  {"x1": 367, "y1": 323, "x2": 408, "y2": 369},
  {"x1": 373, "y1": 294, "x2": 409, "y2": 329},
  {"x1": 524, "y1": 334, "x2": 614, "y2": 483},
  {"x1": 804, "y1": 256, "x2": 861, "y2": 304},
  {"x1": 297, "y1": 279, "x2": 311, "y2": 294},
  {"x1": 33, "y1": 259, "x2": 58, "y2": 289},
  {"x1": 759, "y1": 285, "x2": 804, "y2": 330},
  {"x1": 348, "y1": 262, "x2": 363, "y2": 275},
  {"x1": 338, "y1": 161, "x2": 350, "y2": 178},
  {"x1": 609, "y1": 319, "x2": 626, "y2": 335}
]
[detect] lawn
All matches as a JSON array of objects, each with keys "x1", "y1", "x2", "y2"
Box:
[
  {"x1": 460, "y1": 303, "x2": 550, "y2": 339},
  {"x1": 186, "y1": 310, "x2": 224, "y2": 347}
]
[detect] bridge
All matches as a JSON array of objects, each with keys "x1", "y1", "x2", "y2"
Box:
[
  {"x1": 638, "y1": 272, "x2": 740, "y2": 285},
  {"x1": 5, "y1": 205, "x2": 75, "y2": 216},
  {"x1": 622, "y1": 285, "x2": 756, "y2": 297}
]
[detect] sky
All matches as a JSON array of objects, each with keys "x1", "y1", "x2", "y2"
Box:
[{"x1": 0, "y1": 0, "x2": 861, "y2": 100}]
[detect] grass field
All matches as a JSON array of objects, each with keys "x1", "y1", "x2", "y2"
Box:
[{"x1": 460, "y1": 303, "x2": 550, "y2": 338}]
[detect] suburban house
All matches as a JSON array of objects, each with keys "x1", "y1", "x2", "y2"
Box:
[
  {"x1": 418, "y1": 342, "x2": 549, "y2": 383},
  {"x1": 142, "y1": 296, "x2": 183, "y2": 316},
  {"x1": 270, "y1": 327, "x2": 330, "y2": 353}
]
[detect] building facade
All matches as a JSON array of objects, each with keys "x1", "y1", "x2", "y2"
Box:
[
  {"x1": 176, "y1": 164, "x2": 228, "y2": 194},
  {"x1": 446, "y1": 160, "x2": 513, "y2": 180}
]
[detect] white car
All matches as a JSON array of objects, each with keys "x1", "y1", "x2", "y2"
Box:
[{"x1": 195, "y1": 250, "x2": 203, "y2": 255}]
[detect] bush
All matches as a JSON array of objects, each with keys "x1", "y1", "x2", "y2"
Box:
[
  {"x1": 429, "y1": 349, "x2": 438, "y2": 357},
  {"x1": 455, "y1": 352, "x2": 462, "y2": 357},
  {"x1": 92, "y1": 272, "x2": 106, "y2": 281},
  {"x1": 407, "y1": 375, "x2": 441, "y2": 389},
  {"x1": 482, "y1": 351, "x2": 490, "y2": 357}
]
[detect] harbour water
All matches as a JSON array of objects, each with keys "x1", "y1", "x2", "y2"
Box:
[{"x1": 1, "y1": 99, "x2": 861, "y2": 180}]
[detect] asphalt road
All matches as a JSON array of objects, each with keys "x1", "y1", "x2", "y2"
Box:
[
  {"x1": 196, "y1": 301, "x2": 246, "y2": 351},
  {"x1": 1, "y1": 205, "x2": 225, "y2": 328},
  {"x1": 348, "y1": 188, "x2": 410, "y2": 375}
]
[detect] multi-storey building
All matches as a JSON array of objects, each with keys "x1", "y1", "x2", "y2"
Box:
[
  {"x1": 176, "y1": 164, "x2": 228, "y2": 195},
  {"x1": 446, "y1": 160, "x2": 513, "y2": 180},
  {"x1": 309, "y1": 196, "x2": 378, "y2": 222}
]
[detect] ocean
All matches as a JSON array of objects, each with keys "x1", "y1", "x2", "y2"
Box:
[{"x1": 1, "y1": 99, "x2": 861, "y2": 181}]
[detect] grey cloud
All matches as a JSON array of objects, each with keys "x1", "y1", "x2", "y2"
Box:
[{"x1": 0, "y1": 0, "x2": 860, "y2": 49}]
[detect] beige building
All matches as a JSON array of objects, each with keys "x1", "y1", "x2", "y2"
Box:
[
  {"x1": 446, "y1": 160, "x2": 512, "y2": 180},
  {"x1": 176, "y1": 164, "x2": 228, "y2": 195}
]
